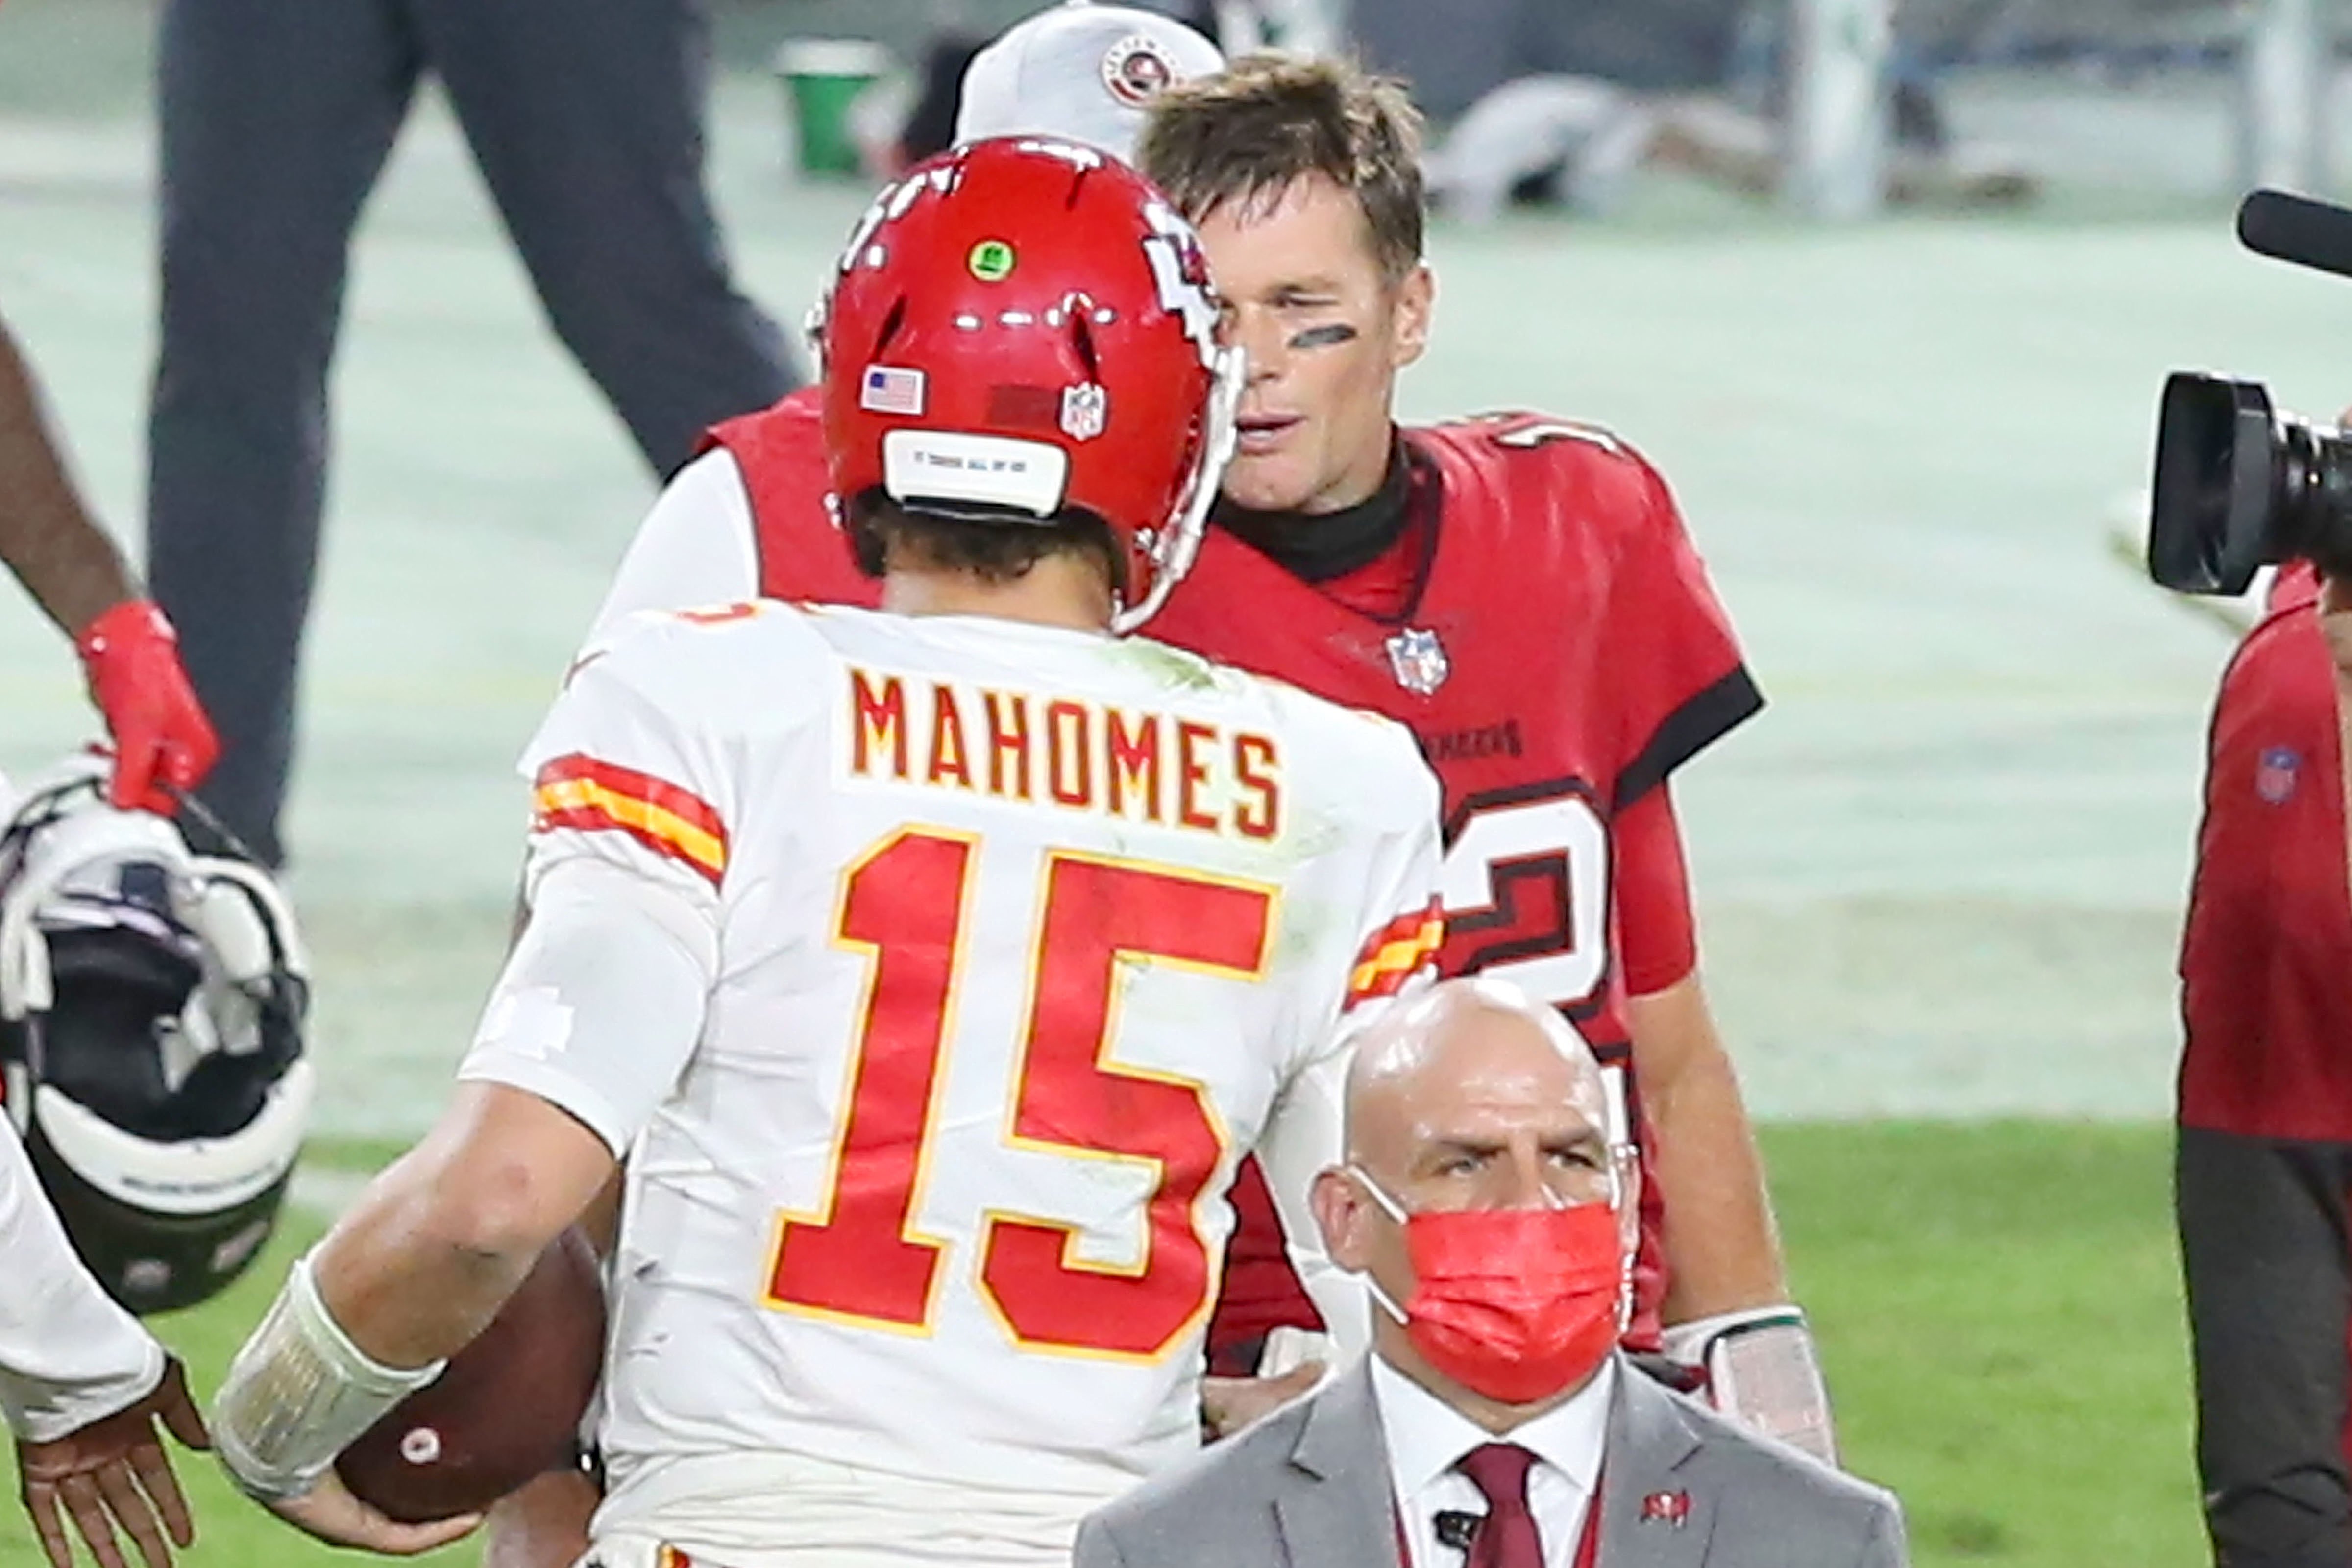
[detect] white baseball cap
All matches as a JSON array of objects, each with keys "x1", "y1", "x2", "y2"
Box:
[{"x1": 956, "y1": 2, "x2": 1225, "y2": 164}]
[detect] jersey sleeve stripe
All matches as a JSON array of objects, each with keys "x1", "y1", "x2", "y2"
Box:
[
  {"x1": 1347, "y1": 901, "x2": 1445, "y2": 1006},
  {"x1": 531, "y1": 753, "x2": 728, "y2": 886},
  {"x1": 1613, "y1": 665, "x2": 1765, "y2": 811}
]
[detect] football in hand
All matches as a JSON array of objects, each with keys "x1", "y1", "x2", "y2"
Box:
[{"x1": 335, "y1": 1226, "x2": 606, "y2": 1524}]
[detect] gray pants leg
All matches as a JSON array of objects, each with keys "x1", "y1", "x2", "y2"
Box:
[
  {"x1": 146, "y1": 0, "x2": 423, "y2": 865},
  {"x1": 2179, "y1": 1125, "x2": 2352, "y2": 1568},
  {"x1": 416, "y1": 0, "x2": 799, "y2": 479}
]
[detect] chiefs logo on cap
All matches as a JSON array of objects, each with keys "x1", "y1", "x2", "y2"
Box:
[{"x1": 1101, "y1": 34, "x2": 1177, "y2": 108}]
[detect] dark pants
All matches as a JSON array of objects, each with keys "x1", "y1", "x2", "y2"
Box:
[
  {"x1": 2179, "y1": 1125, "x2": 2352, "y2": 1568},
  {"x1": 147, "y1": 0, "x2": 798, "y2": 865}
]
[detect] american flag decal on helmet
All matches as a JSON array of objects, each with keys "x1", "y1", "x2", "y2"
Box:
[
  {"x1": 1347, "y1": 898, "x2": 1445, "y2": 1007},
  {"x1": 2257, "y1": 744, "x2": 2302, "y2": 805},
  {"x1": 861, "y1": 365, "x2": 927, "y2": 416}
]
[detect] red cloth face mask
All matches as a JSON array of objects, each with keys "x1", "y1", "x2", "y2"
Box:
[{"x1": 1357, "y1": 1171, "x2": 1625, "y2": 1405}]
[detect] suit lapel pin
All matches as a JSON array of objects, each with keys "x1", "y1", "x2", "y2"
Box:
[{"x1": 1639, "y1": 1490, "x2": 1691, "y2": 1528}]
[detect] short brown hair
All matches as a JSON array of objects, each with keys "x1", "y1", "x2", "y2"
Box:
[
  {"x1": 1137, "y1": 54, "x2": 1426, "y2": 286},
  {"x1": 848, "y1": 492, "x2": 1119, "y2": 590}
]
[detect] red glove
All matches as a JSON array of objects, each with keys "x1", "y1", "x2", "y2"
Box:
[{"x1": 74, "y1": 600, "x2": 219, "y2": 815}]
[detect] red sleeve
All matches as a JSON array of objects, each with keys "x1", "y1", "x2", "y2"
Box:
[
  {"x1": 1615, "y1": 784, "x2": 1696, "y2": 997},
  {"x1": 1604, "y1": 456, "x2": 1762, "y2": 809}
]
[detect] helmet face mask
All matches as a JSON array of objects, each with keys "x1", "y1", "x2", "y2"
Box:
[
  {"x1": 0, "y1": 758, "x2": 312, "y2": 1316},
  {"x1": 816, "y1": 137, "x2": 1241, "y2": 633}
]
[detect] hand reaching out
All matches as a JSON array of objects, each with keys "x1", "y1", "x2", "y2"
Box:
[{"x1": 15, "y1": 1357, "x2": 208, "y2": 1568}]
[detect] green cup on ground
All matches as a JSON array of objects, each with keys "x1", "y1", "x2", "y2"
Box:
[{"x1": 775, "y1": 38, "x2": 896, "y2": 179}]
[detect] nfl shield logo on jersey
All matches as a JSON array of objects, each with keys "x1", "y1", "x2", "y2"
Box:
[{"x1": 1385, "y1": 627, "x2": 1450, "y2": 695}]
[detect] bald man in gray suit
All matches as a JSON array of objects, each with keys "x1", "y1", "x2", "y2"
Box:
[{"x1": 1075, "y1": 979, "x2": 1905, "y2": 1568}]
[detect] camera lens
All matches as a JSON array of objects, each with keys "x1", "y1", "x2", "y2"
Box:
[
  {"x1": 2150, "y1": 372, "x2": 2352, "y2": 592},
  {"x1": 2149, "y1": 374, "x2": 2277, "y2": 594},
  {"x1": 2275, "y1": 419, "x2": 2352, "y2": 579}
]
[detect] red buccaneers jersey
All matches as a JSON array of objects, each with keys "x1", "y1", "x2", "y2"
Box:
[
  {"x1": 2178, "y1": 564, "x2": 2352, "y2": 1141},
  {"x1": 1151, "y1": 413, "x2": 1761, "y2": 1346},
  {"x1": 700, "y1": 399, "x2": 1763, "y2": 1344}
]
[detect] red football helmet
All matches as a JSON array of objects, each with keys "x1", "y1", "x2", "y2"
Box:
[{"x1": 812, "y1": 136, "x2": 1242, "y2": 633}]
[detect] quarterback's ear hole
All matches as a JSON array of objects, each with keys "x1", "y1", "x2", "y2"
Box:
[{"x1": 871, "y1": 295, "x2": 911, "y2": 358}]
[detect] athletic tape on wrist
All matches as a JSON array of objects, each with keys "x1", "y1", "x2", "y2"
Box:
[{"x1": 212, "y1": 1252, "x2": 446, "y2": 1502}]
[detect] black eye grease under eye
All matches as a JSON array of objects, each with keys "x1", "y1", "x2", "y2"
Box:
[{"x1": 1287, "y1": 323, "x2": 1358, "y2": 351}]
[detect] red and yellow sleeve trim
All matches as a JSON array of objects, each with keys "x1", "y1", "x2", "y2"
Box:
[
  {"x1": 1348, "y1": 899, "x2": 1445, "y2": 1006},
  {"x1": 531, "y1": 752, "x2": 728, "y2": 888}
]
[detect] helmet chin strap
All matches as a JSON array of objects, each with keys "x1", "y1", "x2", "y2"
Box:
[{"x1": 1112, "y1": 339, "x2": 1245, "y2": 635}]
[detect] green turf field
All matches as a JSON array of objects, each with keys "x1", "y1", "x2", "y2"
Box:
[{"x1": 0, "y1": 1125, "x2": 2206, "y2": 1568}]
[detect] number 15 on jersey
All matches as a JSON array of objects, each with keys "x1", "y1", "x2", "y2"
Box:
[{"x1": 764, "y1": 828, "x2": 1278, "y2": 1363}]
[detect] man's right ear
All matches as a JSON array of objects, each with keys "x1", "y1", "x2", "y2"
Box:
[
  {"x1": 1311, "y1": 1167, "x2": 1373, "y2": 1272},
  {"x1": 1389, "y1": 262, "x2": 1434, "y2": 370}
]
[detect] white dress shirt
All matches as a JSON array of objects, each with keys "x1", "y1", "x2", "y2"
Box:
[{"x1": 1370, "y1": 1353, "x2": 1616, "y2": 1568}]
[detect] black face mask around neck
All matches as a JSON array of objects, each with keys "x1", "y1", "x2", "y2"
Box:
[{"x1": 1211, "y1": 439, "x2": 1413, "y2": 584}]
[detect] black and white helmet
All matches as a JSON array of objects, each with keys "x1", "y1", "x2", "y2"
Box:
[{"x1": 0, "y1": 757, "x2": 313, "y2": 1315}]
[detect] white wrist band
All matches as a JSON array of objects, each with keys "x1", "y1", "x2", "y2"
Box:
[{"x1": 212, "y1": 1251, "x2": 447, "y2": 1502}]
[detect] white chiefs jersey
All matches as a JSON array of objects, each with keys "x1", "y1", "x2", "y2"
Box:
[
  {"x1": 468, "y1": 599, "x2": 1441, "y2": 1550},
  {"x1": 0, "y1": 1112, "x2": 164, "y2": 1444}
]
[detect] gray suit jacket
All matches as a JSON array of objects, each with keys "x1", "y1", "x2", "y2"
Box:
[{"x1": 1075, "y1": 1355, "x2": 1907, "y2": 1568}]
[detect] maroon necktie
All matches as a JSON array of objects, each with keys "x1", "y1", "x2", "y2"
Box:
[{"x1": 1456, "y1": 1444, "x2": 1545, "y2": 1568}]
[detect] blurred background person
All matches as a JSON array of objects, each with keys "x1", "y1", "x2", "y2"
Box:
[
  {"x1": 1397, "y1": 0, "x2": 2037, "y2": 222},
  {"x1": 857, "y1": 0, "x2": 1226, "y2": 176},
  {"x1": 146, "y1": 0, "x2": 802, "y2": 868},
  {"x1": 1133, "y1": 0, "x2": 1343, "y2": 56}
]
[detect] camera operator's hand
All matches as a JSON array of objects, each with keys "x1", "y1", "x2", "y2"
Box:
[
  {"x1": 2322, "y1": 573, "x2": 2352, "y2": 673},
  {"x1": 2317, "y1": 406, "x2": 2352, "y2": 677}
]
